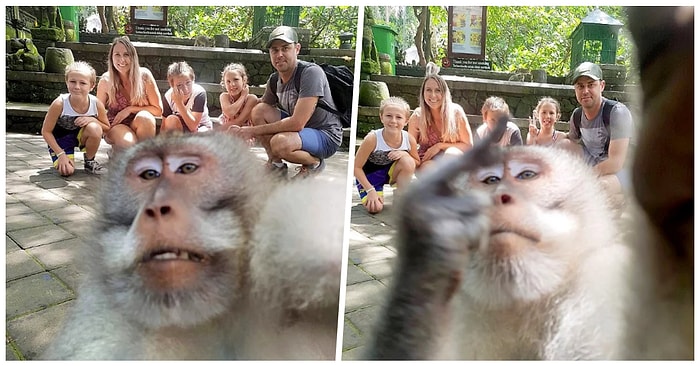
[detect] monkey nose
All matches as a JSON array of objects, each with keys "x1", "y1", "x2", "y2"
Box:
[
  {"x1": 495, "y1": 193, "x2": 513, "y2": 205},
  {"x1": 145, "y1": 205, "x2": 172, "y2": 218}
]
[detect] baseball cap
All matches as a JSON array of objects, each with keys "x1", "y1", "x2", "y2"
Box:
[
  {"x1": 266, "y1": 26, "x2": 298, "y2": 49},
  {"x1": 571, "y1": 62, "x2": 603, "y2": 84}
]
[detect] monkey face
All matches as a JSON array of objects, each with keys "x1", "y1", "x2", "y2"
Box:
[
  {"x1": 459, "y1": 146, "x2": 618, "y2": 307},
  {"x1": 95, "y1": 132, "x2": 269, "y2": 328}
]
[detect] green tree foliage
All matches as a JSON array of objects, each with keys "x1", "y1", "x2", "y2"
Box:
[
  {"x1": 378, "y1": 6, "x2": 633, "y2": 77},
  {"x1": 485, "y1": 6, "x2": 632, "y2": 76},
  {"x1": 300, "y1": 6, "x2": 358, "y2": 48},
  {"x1": 76, "y1": 6, "x2": 357, "y2": 49},
  {"x1": 167, "y1": 7, "x2": 255, "y2": 40}
]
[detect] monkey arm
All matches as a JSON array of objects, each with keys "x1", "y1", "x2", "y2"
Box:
[{"x1": 367, "y1": 116, "x2": 508, "y2": 360}]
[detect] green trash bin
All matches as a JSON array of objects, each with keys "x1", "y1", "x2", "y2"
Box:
[
  {"x1": 371, "y1": 24, "x2": 397, "y2": 75},
  {"x1": 59, "y1": 6, "x2": 79, "y2": 41}
]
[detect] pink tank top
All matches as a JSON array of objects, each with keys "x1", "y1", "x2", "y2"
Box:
[
  {"x1": 417, "y1": 127, "x2": 441, "y2": 161},
  {"x1": 107, "y1": 89, "x2": 131, "y2": 125}
]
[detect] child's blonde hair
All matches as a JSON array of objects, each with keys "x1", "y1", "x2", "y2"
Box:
[
  {"x1": 166, "y1": 61, "x2": 195, "y2": 83},
  {"x1": 379, "y1": 96, "x2": 411, "y2": 119},
  {"x1": 481, "y1": 96, "x2": 510, "y2": 116},
  {"x1": 220, "y1": 63, "x2": 249, "y2": 89},
  {"x1": 535, "y1": 96, "x2": 561, "y2": 115},
  {"x1": 65, "y1": 61, "x2": 97, "y2": 85}
]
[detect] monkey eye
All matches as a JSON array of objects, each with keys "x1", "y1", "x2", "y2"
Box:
[
  {"x1": 139, "y1": 169, "x2": 160, "y2": 180},
  {"x1": 177, "y1": 163, "x2": 198, "y2": 174},
  {"x1": 481, "y1": 175, "x2": 501, "y2": 184},
  {"x1": 516, "y1": 170, "x2": 538, "y2": 180}
]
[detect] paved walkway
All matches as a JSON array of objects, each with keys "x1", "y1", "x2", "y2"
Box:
[
  {"x1": 341, "y1": 184, "x2": 397, "y2": 360},
  {"x1": 4, "y1": 132, "x2": 350, "y2": 360}
]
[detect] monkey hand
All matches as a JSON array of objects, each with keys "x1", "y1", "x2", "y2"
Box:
[
  {"x1": 396, "y1": 114, "x2": 507, "y2": 269},
  {"x1": 368, "y1": 116, "x2": 508, "y2": 360}
]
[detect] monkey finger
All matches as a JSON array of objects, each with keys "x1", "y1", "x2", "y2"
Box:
[{"x1": 410, "y1": 115, "x2": 508, "y2": 198}]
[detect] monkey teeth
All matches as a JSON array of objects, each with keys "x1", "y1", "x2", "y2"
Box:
[{"x1": 146, "y1": 249, "x2": 206, "y2": 263}]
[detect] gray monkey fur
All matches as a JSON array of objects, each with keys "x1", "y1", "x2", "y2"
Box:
[{"x1": 43, "y1": 131, "x2": 343, "y2": 360}]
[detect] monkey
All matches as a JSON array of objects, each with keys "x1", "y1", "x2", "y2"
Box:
[
  {"x1": 622, "y1": 6, "x2": 694, "y2": 360},
  {"x1": 194, "y1": 35, "x2": 214, "y2": 47},
  {"x1": 42, "y1": 131, "x2": 344, "y2": 360},
  {"x1": 366, "y1": 115, "x2": 631, "y2": 360},
  {"x1": 366, "y1": 6, "x2": 693, "y2": 361}
]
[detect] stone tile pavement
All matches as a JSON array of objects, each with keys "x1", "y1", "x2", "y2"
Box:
[
  {"x1": 4, "y1": 131, "x2": 350, "y2": 360},
  {"x1": 341, "y1": 185, "x2": 398, "y2": 360}
]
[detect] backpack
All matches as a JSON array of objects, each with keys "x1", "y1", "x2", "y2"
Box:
[
  {"x1": 269, "y1": 61, "x2": 353, "y2": 128},
  {"x1": 572, "y1": 98, "x2": 618, "y2": 151}
]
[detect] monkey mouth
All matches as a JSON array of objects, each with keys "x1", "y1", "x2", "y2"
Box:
[
  {"x1": 137, "y1": 247, "x2": 216, "y2": 292},
  {"x1": 489, "y1": 229, "x2": 540, "y2": 243},
  {"x1": 141, "y1": 248, "x2": 209, "y2": 263}
]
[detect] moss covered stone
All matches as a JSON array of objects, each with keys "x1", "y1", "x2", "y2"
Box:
[{"x1": 359, "y1": 80, "x2": 390, "y2": 107}]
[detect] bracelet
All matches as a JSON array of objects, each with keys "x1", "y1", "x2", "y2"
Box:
[
  {"x1": 55, "y1": 151, "x2": 65, "y2": 158},
  {"x1": 365, "y1": 187, "x2": 375, "y2": 193}
]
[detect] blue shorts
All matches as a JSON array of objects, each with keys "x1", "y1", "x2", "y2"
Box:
[
  {"x1": 49, "y1": 128, "x2": 86, "y2": 167},
  {"x1": 616, "y1": 168, "x2": 631, "y2": 192},
  {"x1": 356, "y1": 161, "x2": 397, "y2": 203},
  {"x1": 279, "y1": 110, "x2": 338, "y2": 160}
]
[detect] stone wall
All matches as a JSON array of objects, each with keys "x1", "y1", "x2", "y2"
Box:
[
  {"x1": 52, "y1": 41, "x2": 354, "y2": 87},
  {"x1": 369, "y1": 74, "x2": 634, "y2": 121}
]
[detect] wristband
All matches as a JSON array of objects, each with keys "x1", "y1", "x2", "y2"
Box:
[
  {"x1": 365, "y1": 187, "x2": 375, "y2": 193},
  {"x1": 55, "y1": 151, "x2": 65, "y2": 158}
]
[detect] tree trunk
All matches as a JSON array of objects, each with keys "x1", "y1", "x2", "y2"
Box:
[
  {"x1": 97, "y1": 6, "x2": 108, "y2": 33},
  {"x1": 413, "y1": 6, "x2": 427, "y2": 67},
  {"x1": 424, "y1": 7, "x2": 433, "y2": 64}
]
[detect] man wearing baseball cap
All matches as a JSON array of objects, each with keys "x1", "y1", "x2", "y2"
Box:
[
  {"x1": 567, "y1": 61, "x2": 634, "y2": 202},
  {"x1": 232, "y1": 25, "x2": 343, "y2": 179}
]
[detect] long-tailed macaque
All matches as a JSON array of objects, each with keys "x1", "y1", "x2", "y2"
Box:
[
  {"x1": 42, "y1": 131, "x2": 344, "y2": 360},
  {"x1": 368, "y1": 116, "x2": 631, "y2": 359},
  {"x1": 367, "y1": 6, "x2": 693, "y2": 360}
]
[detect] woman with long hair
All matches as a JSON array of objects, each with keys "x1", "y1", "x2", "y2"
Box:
[
  {"x1": 407, "y1": 62, "x2": 473, "y2": 171},
  {"x1": 97, "y1": 36, "x2": 162, "y2": 150}
]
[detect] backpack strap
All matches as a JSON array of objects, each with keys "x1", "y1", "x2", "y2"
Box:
[
  {"x1": 601, "y1": 99, "x2": 618, "y2": 152},
  {"x1": 601, "y1": 99, "x2": 618, "y2": 128},
  {"x1": 268, "y1": 61, "x2": 308, "y2": 96},
  {"x1": 573, "y1": 98, "x2": 618, "y2": 136},
  {"x1": 573, "y1": 107, "x2": 583, "y2": 137}
]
